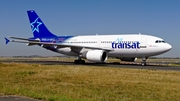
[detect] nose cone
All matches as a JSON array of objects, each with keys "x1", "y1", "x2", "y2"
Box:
[{"x1": 165, "y1": 43, "x2": 172, "y2": 51}]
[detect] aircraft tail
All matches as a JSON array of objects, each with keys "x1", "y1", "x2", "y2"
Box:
[{"x1": 27, "y1": 10, "x2": 57, "y2": 38}]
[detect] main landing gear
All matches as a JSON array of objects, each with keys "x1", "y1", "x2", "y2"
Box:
[
  {"x1": 141, "y1": 57, "x2": 147, "y2": 66},
  {"x1": 74, "y1": 57, "x2": 85, "y2": 64}
]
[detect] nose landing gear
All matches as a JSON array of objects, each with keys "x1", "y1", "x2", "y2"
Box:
[{"x1": 141, "y1": 57, "x2": 147, "y2": 66}]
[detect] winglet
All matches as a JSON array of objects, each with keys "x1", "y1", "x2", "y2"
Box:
[{"x1": 5, "y1": 37, "x2": 10, "y2": 44}]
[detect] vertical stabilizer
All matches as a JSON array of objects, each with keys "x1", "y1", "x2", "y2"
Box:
[{"x1": 27, "y1": 10, "x2": 57, "y2": 38}]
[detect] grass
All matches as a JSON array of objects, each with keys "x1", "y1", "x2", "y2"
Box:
[{"x1": 0, "y1": 62, "x2": 180, "y2": 101}]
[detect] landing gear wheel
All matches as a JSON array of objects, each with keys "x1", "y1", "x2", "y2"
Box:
[
  {"x1": 141, "y1": 62, "x2": 146, "y2": 66},
  {"x1": 82, "y1": 60, "x2": 85, "y2": 64},
  {"x1": 74, "y1": 60, "x2": 79, "y2": 64},
  {"x1": 79, "y1": 60, "x2": 85, "y2": 64},
  {"x1": 74, "y1": 60, "x2": 85, "y2": 64},
  {"x1": 141, "y1": 57, "x2": 147, "y2": 66}
]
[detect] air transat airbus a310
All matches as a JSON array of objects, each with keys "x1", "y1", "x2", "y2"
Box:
[{"x1": 5, "y1": 10, "x2": 172, "y2": 66}]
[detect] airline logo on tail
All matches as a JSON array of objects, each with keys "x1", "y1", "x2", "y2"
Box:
[
  {"x1": 27, "y1": 10, "x2": 57, "y2": 38},
  {"x1": 31, "y1": 17, "x2": 42, "y2": 33}
]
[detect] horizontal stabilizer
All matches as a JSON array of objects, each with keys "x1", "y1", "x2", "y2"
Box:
[
  {"x1": 26, "y1": 43, "x2": 38, "y2": 46},
  {"x1": 8, "y1": 36, "x2": 40, "y2": 42},
  {"x1": 8, "y1": 37, "x2": 29, "y2": 41}
]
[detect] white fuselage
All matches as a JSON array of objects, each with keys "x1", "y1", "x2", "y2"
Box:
[
  {"x1": 6, "y1": 10, "x2": 172, "y2": 65},
  {"x1": 55, "y1": 34, "x2": 172, "y2": 58}
]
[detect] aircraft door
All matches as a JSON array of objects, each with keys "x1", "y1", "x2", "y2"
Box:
[
  {"x1": 97, "y1": 40, "x2": 101, "y2": 47},
  {"x1": 140, "y1": 37, "x2": 147, "y2": 48}
]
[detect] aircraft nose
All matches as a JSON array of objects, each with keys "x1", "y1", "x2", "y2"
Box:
[{"x1": 166, "y1": 43, "x2": 172, "y2": 51}]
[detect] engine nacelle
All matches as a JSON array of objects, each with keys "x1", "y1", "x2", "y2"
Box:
[
  {"x1": 120, "y1": 57, "x2": 137, "y2": 62},
  {"x1": 81, "y1": 50, "x2": 108, "y2": 63}
]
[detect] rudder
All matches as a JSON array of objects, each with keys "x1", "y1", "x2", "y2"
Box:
[{"x1": 27, "y1": 10, "x2": 57, "y2": 38}]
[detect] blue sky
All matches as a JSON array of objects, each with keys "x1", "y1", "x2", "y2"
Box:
[{"x1": 0, "y1": 0, "x2": 179, "y2": 57}]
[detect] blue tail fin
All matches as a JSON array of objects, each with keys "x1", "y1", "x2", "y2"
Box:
[{"x1": 27, "y1": 10, "x2": 57, "y2": 38}]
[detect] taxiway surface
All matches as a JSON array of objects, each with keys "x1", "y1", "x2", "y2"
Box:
[{"x1": 1, "y1": 60, "x2": 180, "y2": 71}]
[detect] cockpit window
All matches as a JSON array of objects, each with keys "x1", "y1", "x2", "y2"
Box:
[{"x1": 155, "y1": 40, "x2": 165, "y2": 43}]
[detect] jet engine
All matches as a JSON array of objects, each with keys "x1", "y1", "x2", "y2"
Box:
[
  {"x1": 81, "y1": 50, "x2": 108, "y2": 63},
  {"x1": 120, "y1": 57, "x2": 137, "y2": 62}
]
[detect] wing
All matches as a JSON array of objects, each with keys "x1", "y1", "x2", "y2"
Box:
[{"x1": 5, "y1": 37, "x2": 113, "y2": 51}]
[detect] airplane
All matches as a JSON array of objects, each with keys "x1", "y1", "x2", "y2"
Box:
[{"x1": 5, "y1": 10, "x2": 172, "y2": 66}]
